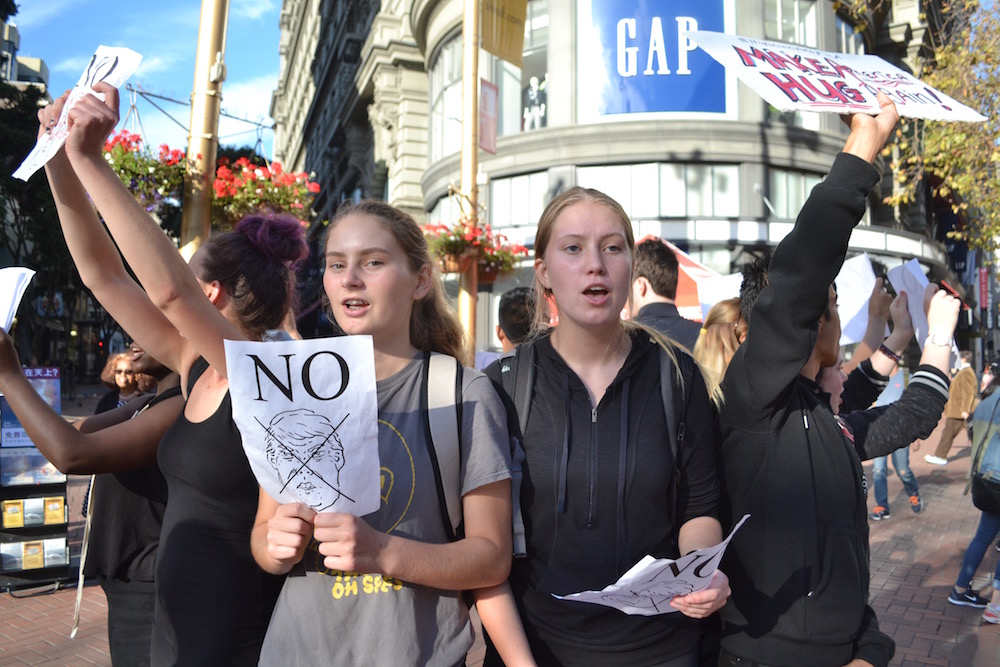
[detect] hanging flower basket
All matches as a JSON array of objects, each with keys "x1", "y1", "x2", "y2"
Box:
[
  {"x1": 477, "y1": 264, "x2": 499, "y2": 285},
  {"x1": 424, "y1": 222, "x2": 528, "y2": 279}
]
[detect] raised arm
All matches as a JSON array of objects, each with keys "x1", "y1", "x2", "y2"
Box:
[
  {"x1": 59, "y1": 83, "x2": 242, "y2": 377},
  {"x1": 725, "y1": 93, "x2": 899, "y2": 418},
  {"x1": 0, "y1": 330, "x2": 182, "y2": 473},
  {"x1": 40, "y1": 92, "x2": 192, "y2": 376}
]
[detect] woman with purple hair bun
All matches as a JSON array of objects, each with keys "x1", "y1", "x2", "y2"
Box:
[{"x1": 38, "y1": 84, "x2": 308, "y2": 665}]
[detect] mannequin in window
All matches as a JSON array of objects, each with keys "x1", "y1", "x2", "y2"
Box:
[{"x1": 522, "y1": 75, "x2": 547, "y2": 130}]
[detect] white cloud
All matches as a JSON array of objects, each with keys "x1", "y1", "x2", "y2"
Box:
[
  {"x1": 10, "y1": 0, "x2": 82, "y2": 28},
  {"x1": 232, "y1": 0, "x2": 277, "y2": 22}
]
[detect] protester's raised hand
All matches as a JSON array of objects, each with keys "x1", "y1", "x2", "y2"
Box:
[
  {"x1": 36, "y1": 90, "x2": 70, "y2": 141},
  {"x1": 64, "y1": 82, "x2": 121, "y2": 162},
  {"x1": 888, "y1": 291, "x2": 913, "y2": 339},
  {"x1": 264, "y1": 501, "x2": 317, "y2": 570},
  {"x1": 842, "y1": 91, "x2": 900, "y2": 164},
  {"x1": 867, "y1": 277, "x2": 893, "y2": 325},
  {"x1": 925, "y1": 285, "x2": 960, "y2": 339}
]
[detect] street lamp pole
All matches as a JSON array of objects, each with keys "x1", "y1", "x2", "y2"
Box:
[
  {"x1": 180, "y1": 0, "x2": 229, "y2": 256},
  {"x1": 459, "y1": 0, "x2": 480, "y2": 357}
]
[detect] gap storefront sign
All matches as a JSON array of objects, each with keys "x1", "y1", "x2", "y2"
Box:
[{"x1": 577, "y1": 0, "x2": 735, "y2": 121}]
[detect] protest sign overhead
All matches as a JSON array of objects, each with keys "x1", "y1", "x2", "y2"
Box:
[
  {"x1": 14, "y1": 46, "x2": 143, "y2": 181},
  {"x1": 687, "y1": 30, "x2": 986, "y2": 123}
]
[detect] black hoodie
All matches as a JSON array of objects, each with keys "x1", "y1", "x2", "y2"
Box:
[{"x1": 508, "y1": 330, "x2": 719, "y2": 666}]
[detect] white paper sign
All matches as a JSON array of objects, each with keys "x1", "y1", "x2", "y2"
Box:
[
  {"x1": 687, "y1": 30, "x2": 986, "y2": 123},
  {"x1": 887, "y1": 259, "x2": 932, "y2": 349},
  {"x1": 224, "y1": 336, "x2": 380, "y2": 516},
  {"x1": 14, "y1": 46, "x2": 143, "y2": 181},
  {"x1": 554, "y1": 514, "x2": 750, "y2": 616},
  {"x1": 837, "y1": 254, "x2": 881, "y2": 346},
  {"x1": 0, "y1": 267, "x2": 35, "y2": 333}
]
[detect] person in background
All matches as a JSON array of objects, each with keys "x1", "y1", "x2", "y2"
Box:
[
  {"x1": 497, "y1": 286, "x2": 535, "y2": 353},
  {"x1": 981, "y1": 362, "x2": 995, "y2": 395},
  {"x1": 0, "y1": 334, "x2": 182, "y2": 666},
  {"x1": 947, "y1": 372, "x2": 1000, "y2": 621},
  {"x1": 692, "y1": 297, "x2": 746, "y2": 404},
  {"x1": 95, "y1": 351, "x2": 153, "y2": 414},
  {"x1": 926, "y1": 350, "x2": 978, "y2": 465},
  {"x1": 631, "y1": 239, "x2": 702, "y2": 352}
]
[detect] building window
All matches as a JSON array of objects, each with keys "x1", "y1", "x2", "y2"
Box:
[
  {"x1": 429, "y1": 0, "x2": 550, "y2": 160},
  {"x1": 576, "y1": 163, "x2": 740, "y2": 220},
  {"x1": 765, "y1": 0, "x2": 818, "y2": 47},
  {"x1": 428, "y1": 36, "x2": 463, "y2": 162},
  {"x1": 835, "y1": 15, "x2": 865, "y2": 55},
  {"x1": 768, "y1": 168, "x2": 823, "y2": 219}
]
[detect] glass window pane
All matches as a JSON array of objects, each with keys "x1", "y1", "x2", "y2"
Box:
[
  {"x1": 631, "y1": 164, "x2": 659, "y2": 218},
  {"x1": 491, "y1": 178, "x2": 511, "y2": 227},
  {"x1": 509, "y1": 175, "x2": 531, "y2": 226},
  {"x1": 528, "y1": 172, "x2": 548, "y2": 225},
  {"x1": 787, "y1": 171, "x2": 805, "y2": 213},
  {"x1": 712, "y1": 166, "x2": 740, "y2": 217},
  {"x1": 660, "y1": 164, "x2": 686, "y2": 217},
  {"x1": 770, "y1": 170, "x2": 789, "y2": 218},
  {"x1": 686, "y1": 164, "x2": 711, "y2": 217}
]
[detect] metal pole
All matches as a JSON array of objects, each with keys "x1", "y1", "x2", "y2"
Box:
[
  {"x1": 180, "y1": 0, "x2": 229, "y2": 254},
  {"x1": 459, "y1": 0, "x2": 480, "y2": 356}
]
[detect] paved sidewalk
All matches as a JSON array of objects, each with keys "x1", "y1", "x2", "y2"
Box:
[{"x1": 0, "y1": 400, "x2": 997, "y2": 665}]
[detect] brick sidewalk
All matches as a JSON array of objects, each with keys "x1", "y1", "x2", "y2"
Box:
[{"x1": 0, "y1": 417, "x2": 997, "y2": 665}]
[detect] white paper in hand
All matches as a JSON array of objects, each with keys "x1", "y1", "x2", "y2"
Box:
[
  {"x1": 224, "y1": 336, "x2": 380, "y2": 516},
  {"x1": 553, "y1": 515, "x2": 750, "y2": 616},
  {"x1": 0, "y1": 267, "x2": 36, "y2": 332},
  {"x1": 887, "y1": 259, "x2": 931, "y2": 349},
  {"x1": 13, "y1": 46, "x2": 142, "y2": 181},
  {"x1": 836, "y1": 254, "x2": 881, "y2": 346}
]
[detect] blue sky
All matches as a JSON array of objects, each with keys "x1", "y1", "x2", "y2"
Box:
[{"x1": 12, "y1": 0, "x2": 280, "y2": 157}]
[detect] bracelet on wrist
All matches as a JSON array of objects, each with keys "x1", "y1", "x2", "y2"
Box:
[
  {"x1": 878, "y1": 343, "x2": 901, "y2": 363},
  {"x1": 925, "y1": 332, "x2": 952, "y2": 347}
]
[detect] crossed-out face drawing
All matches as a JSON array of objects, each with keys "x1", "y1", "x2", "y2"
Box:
[
  {"x1": 602, "y1": 579, "x2": 696, "y2": 612},
  {"x1": 264, "y1": 408, "x2": 347, "y2": 511}
]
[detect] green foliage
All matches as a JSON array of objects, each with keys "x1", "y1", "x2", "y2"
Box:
[{"x1": 881, "y1": 1, "x2": 1000, "y2": 257}]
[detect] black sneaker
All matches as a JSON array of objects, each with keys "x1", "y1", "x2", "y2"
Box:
[
  {"x1": 948, "y1": 587, "x2": 991, "y2": 608},
  {"x1": 869, "y1": 506, "x2": 890, "y2": 521}
]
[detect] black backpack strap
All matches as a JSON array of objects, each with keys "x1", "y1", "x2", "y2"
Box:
[
  {"x1": 659, "y1": 343, "x2": 696, "y2": 552},
  {"x1": 486, "y1": 342, "x2": 535, "y2": 557}
]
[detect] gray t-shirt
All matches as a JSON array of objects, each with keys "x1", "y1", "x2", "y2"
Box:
[{"x1": 259, "y1": 355, "x2": 511, "y2": 666}]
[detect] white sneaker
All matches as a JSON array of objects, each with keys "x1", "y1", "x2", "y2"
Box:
[
  {"x1": 924, "y1": 454, "x2": 948, "y2": 465},
  {"x1": 984, "y1": 602, "x2": 1000, "y2": 624}
]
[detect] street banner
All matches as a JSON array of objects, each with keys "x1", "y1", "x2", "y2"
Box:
[
  {"x1": 482, "y1": 0, "x2": 528, "y2": 67},
  {"x1": 688, "y1": 30, "x2": 986, "y2": 122},
  {"x1": 480, "y1": 78, "x2": 499, "y2": 154},
  {"x1": 225, "y1": 336, "x2": 380, "y2": 516},
  {"x1": 14, "y1": 46, "x2": 143, "y2": 181}
]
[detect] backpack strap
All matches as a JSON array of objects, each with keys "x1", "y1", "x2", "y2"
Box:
[
  {"x1": 490, "y1": 343, "x2": 536, "y2": 557},
  {"x1": 659, "y1": 342, "x2": 695, "y2": 552},
  {"x1": 423, "y1": 352, "x2": 463, "y2": 539}
]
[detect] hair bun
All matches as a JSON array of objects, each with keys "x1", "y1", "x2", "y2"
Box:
[{"x1": 235, "y1": 213, "x2": 309, "y2": 269}]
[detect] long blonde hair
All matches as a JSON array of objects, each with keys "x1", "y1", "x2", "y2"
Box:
[
  {"x1": 323, "y1": 201, "x2": 470, "y2": 366},
  {"x1": 692, "y1": 298, "x2": 745, "y2": 405}
]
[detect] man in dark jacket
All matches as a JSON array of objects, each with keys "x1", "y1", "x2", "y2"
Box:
[
  {"x1": 631, "y1": 239, "x2": 702, "y2": 352},
  {"x1": 717, "y1": 93, "x2": 903, "y2": 667}
]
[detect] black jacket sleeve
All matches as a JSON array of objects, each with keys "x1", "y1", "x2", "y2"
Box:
[{"x1": 840, "y1": 366, "x2": 950, "y2": 461}]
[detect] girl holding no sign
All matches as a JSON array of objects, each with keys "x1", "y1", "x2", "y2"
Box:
[{"x1": 251, "y1": 201, "x2": 513, "y2": 665}]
